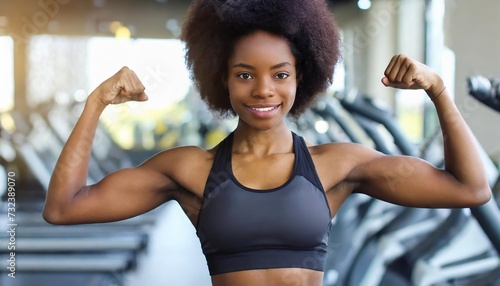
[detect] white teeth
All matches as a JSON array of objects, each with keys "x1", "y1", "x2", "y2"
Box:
[{"x1": 251, "y1": 106, "x2": 276, "y2": 112}]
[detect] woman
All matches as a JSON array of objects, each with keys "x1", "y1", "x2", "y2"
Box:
[{"x1": 43, "y1": 0, "x2": 491, "y2": 285}]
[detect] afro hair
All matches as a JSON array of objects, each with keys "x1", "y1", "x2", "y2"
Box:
[{"x1": 181, "y1": 0, "x2": 342, "y2": 118}]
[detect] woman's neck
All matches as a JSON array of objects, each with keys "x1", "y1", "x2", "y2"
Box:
[{"x1": 232, "y1": 123, "x2": 293, "y2": 156}]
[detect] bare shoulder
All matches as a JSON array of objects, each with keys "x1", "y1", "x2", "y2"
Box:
[
  {"x1": 149, "y1": 144, "x2": 221, "y2": 197},
  {"x1": 140, "y1": 145, "x2": 215, "y2": 176},
  {"x1": 307, "y1": 142, "x2": 384, "y2": 190},
  {"x1": 308, "y1": 141, "x2": 382, "y2": 164}
]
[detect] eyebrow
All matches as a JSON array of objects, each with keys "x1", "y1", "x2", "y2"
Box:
[{"x1": 232, "y1": 62, "x2": 292, "y2": 70}]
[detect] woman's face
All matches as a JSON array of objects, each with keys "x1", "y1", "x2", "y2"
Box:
[{"x1": 227, "y1": 30, "x2": 298, "y2": 130}]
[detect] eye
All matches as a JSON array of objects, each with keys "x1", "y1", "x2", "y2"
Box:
[
  {"x1": 237, "y1": 73, "x2": 253, "y2": 80},
  {"x1": 275, "y1": 73, "x2": 290, "y2": 80}
]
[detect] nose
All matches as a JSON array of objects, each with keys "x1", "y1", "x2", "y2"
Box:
[{"x1": 252, "y1": 77, "x2": 275, "y2": 98}]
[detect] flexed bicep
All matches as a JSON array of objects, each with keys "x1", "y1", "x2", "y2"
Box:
[
  {"x1": 44, "y1": 153, "x2": 177, "y2": 225},
  {"x1": 68, "y1": 165, "x2": 176, "y2": 224},
  {"x1": 351, "y1": 154, "x2": 487, "y2": 208},
  {"x1": 44, "y1": 145, "x2": 210, "y2": 225},
  {"x1": 366, "y1": 55, "x2": 491, "y2": 207}
]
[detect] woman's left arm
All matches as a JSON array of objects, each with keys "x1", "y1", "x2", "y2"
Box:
[{"x1": 349, "y1": 54, "x2": 491, "y2": 208}]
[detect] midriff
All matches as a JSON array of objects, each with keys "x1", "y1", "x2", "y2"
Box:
[{"x1": 211, "y1": 268, "x2": 324, "y2": 286}]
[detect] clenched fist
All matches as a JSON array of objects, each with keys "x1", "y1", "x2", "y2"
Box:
[
  {"x1": 92, "y1": 66, "x2": 148, "y2": 106},
  {"x1": 381, "y1": 54, "x2": 446, "y2": 100}
]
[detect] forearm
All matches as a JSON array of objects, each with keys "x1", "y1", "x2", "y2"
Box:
[
  {"x1": 44, "y1": 94, "x2": 107, "y2": 213},
  {"x1": 432, "y1": 88, "x2": 490, "y2": 191}
]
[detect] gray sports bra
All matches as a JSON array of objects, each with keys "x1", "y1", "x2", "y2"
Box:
[{"x1": 196, "y1": 132, "x2": 332, "y2": 276}]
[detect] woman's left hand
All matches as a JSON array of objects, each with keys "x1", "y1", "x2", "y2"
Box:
[{"x1": 381, "y1": 54, "x2": 445, "y2": 100}]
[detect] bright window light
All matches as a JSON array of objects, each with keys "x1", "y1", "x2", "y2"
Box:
[
  {"x1": 87, "y1": 37, "x2": 193, "y2": 150},
  {"x1": 0, "y1": 36, "x2": 14, "y2": 112},
  {"x1": 358, "y1": 0, "x2": 371, "y2": 10},
  {"x1": 315, "y1": 120, "x2": 329, "y2": 134},
  {"x1": 87, "y1": 37, "x2": 191, "y2": 109}
]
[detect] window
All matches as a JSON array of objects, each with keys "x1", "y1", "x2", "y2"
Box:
[{"x1": 0, "y1": 36, "x2": 14, "y2": 112}]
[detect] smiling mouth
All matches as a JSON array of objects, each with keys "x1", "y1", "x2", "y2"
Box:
[{"x1": 247, "y1": 104, "x2": 281, "y2": 112}]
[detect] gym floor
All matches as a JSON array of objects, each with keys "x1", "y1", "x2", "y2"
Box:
[{"x1": 125, "y1": 201, "x2": 212, "y2": 286}]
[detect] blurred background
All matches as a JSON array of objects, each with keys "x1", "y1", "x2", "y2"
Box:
[{"x1": 0, "y1": 0, "x2": 499, "y2": 286}]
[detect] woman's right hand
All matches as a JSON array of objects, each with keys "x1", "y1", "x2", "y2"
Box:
[{"x1": 92, "y1": 66, "x2": 148, "y2": 107}]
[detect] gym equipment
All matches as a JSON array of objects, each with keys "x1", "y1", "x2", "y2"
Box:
[
  {"x1": 0, "y1": 253, "x2": 136, "y2": 286},
  {"x1": 467, "y1": 75, "x2": 500, "y2": 112},
  {"x1": 468, "y1": 74, "x2": 500, "y2": 205},
  {"x1": 37, "y1": 100, "x2": 135, "y2": 175}
]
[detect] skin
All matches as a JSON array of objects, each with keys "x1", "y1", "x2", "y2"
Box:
[{"x1": 43, "y1": 31, "x2": 491, "y2": 286}]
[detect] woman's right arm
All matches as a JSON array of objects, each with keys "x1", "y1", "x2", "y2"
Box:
[{"x1": 43, "y1": 67, "x2": 177, "y2": 225}]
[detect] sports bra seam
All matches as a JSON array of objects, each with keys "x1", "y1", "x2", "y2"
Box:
[
  {"x1": 206, "y1": 245, "x2": 328, "y2": 256},
  {"x1": 296, "y1": 135, "x2": 333, "y2": 218},
  {"x1": 195, "y1": 178, "x2": 232, "y2": 231},
  {"x1": 196, "y1": 135, "x2": 232, "y2": 231}
]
